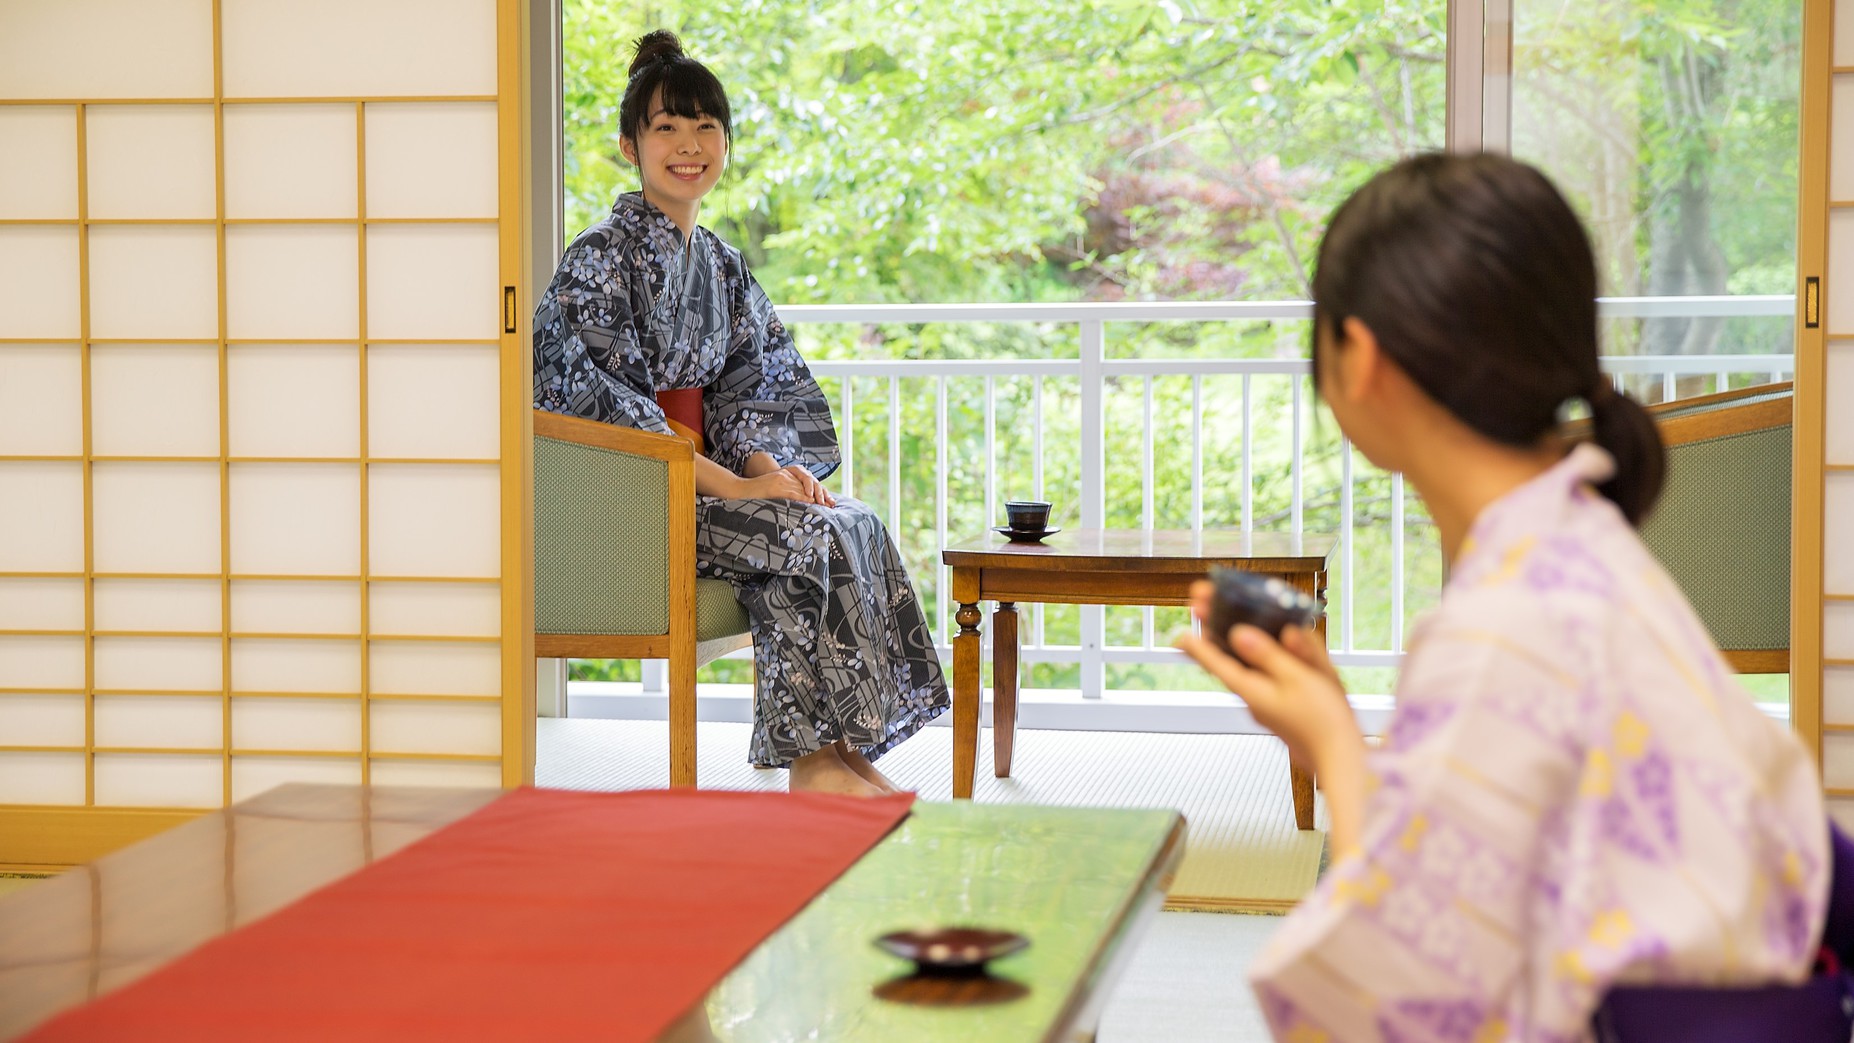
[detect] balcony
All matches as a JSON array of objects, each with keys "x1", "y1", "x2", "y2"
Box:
[{"x1": 564, "y1": 294, "x2": 1796, "y2": 732}]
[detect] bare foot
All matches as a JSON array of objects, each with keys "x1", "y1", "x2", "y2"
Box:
[
  {"x1": 788, "y1": 746, "x2": 886, "y2": 798},
  {"x1": 834, "y1": 742, "x2": 903, "y2": 793}
]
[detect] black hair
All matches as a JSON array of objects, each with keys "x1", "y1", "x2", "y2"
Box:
[
  {"x1": 1309, "y1": 152, "x2": 1665, "y2": 526},
  {"x1": 619, "y1": 30, "x2": 732, "y2": 150}
]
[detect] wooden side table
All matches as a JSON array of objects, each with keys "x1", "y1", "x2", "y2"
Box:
[{"x1": 942, "y1": 529, "x2": 1337, "y2": 830}]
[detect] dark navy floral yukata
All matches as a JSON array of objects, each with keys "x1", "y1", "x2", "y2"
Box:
[{"x1": 533, "y1": 192, "x2": 948, "y2": 767}]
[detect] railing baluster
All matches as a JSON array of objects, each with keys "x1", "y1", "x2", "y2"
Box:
[
  {"x1": 1143, "y1": 375, "x2": 1154, "y2": 650},
  {"x1": 1342, "y1": 437, "x2": 1355, "y2": 655},
  {"x1": 1241, "y1": 374, "x2": 1253, "y2": 533},
  {"x1": 1291, "y1": 373, "x2": 1304, "y2": 536},
  {"x1": 1662, "y1": 370, "x2": 1675, "y2": 404},
  {"x1": 937, "y1": 375, "x2": 949, "y2": 650},
  {"x1": 1080, "y1": 320, "x2": 1106, "y2": 698},
  {"x1": 1191, "y1": 375, "x2": 1203, "y2": 534},
  {"x1": 984, "y1": 376, "x2": 996, "y2": 530},
  {"x1": 1033, "y1": 375, "x2": 1045, "y2": 651},
  {"x1": 840, "y1": 376, "x2": 854, "y2": 499}
]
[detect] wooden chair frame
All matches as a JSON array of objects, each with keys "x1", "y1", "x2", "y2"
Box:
[{"x1": 533, "y1": 409, "x2": 700, "y2": 786}]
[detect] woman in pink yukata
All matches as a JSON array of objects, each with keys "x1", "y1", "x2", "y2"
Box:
[{"x1": 1177, "y1": 152, "x2": 1836, "y2": 1042}]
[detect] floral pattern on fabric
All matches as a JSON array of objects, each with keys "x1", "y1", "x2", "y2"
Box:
[
  {"x1": 533, "y1": 192, "x2": 947, "y2": 767},
  {"x1": 1249, "y1": 444, "x2": 1829, "y2": 1043}
]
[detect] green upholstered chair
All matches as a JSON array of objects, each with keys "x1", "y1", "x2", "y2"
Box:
[
  {"x1": 1637, "y1": 382, "x2": 1793, "y2": 673},
  {"x1": 533, "y1": 409, "x2": 752, "y2": 786}
]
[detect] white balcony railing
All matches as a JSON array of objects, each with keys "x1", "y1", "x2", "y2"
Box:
[{"x1": 777, "y1": 294, "x2": 1796, "y2": 696}]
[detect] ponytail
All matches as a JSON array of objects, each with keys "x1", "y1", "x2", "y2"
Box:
[{"x1": 1586, "y1": 384, "x2": 1665, "y2": 526}]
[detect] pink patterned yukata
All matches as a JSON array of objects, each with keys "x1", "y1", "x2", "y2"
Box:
[{"x1": 1252, "y1": 444, "x2": 1829, "y2": 1042}]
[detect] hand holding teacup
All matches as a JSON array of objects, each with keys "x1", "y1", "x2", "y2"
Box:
[{"x1": 1174, "y1": 570, "x2": 1355, "y2": 774}]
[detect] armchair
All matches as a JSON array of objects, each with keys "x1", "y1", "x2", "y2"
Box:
[
  {"x1": 532, "y1": 409, "x2": 752, "y2": 786},
  {"x1": 1638, "y1": 382, "x2": 1793, "y2": 673}
]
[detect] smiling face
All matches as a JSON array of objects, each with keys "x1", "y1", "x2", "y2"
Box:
[{"x1": 620, "y1": 89, "x2": 727, "y2": 227}]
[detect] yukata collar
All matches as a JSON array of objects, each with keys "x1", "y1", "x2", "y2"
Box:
[
  {"x1": 1450, "y1": 441, "x2": 1616, "y2": 585},
  {"x1": 613, "y1": 191, "x2": 701, "y2": 250}
]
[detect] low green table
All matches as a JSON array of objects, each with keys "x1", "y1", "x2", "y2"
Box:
[{"x1": 0, "y1": 785, "x2": 1184, "y2": 1042}]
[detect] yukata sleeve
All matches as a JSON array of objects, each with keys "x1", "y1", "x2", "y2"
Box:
[
  {"x1": 702, "y1": 259, "x2": 839, "y2": 479},
  {"x1": 532, "y1": 239, "x2": 671, "y2": 435},
  {"x1": 1247, "y1": 617, "x2": 1582, "y2": 1043}
]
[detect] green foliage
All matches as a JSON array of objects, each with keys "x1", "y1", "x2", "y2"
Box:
[{"x1": 563, "y1": 0, "x2": 1798, "y2": 695}]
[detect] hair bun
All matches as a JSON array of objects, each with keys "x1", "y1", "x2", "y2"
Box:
[{"x1": 629, "y1": 30, "x2": 684, "y2": 78}]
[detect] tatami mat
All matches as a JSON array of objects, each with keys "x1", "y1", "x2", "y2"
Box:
[{"x1": 538, "y1": 719, "x2": 1326, "y2": 912}]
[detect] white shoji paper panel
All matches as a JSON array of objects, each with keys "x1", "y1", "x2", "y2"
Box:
[
  {"x1": 1832, "y1": 210, "x2": 1854, "y2": 336},
  {"x1": 0, "y1": 228, "x2": 80, "y2": 339},
  {"x1": 1831, "y1": 603, "x2": 1854, "y2": 661},
  {"x1": 92, "y1": 462, "x2": 221, "y2": 573},
  {"x1": 1830, "y1": 668, "x2": 1854, "y2": 726},
  {"x1": 223, "y1": 104, "x2": 357, "y2": 220},
  {"x1": 370, "y1": 582, "x2": 499, "y2": 638},
  {"x1": 367, "y1": 345, "x2": 499, "y2": 459},
  {"x1": 0, "y1": 0, "x2": 214, "y2": 100},
  {"x1": 0, "y1": 578, "x2": 85, "y2": 630},
  {"x1": 370, "y1": 701, "x2": 499, "y2": 756},
  {"x1": 1832, "y1": 343, "x2": 1854, "y2": 466},
  {"x1": 227, "y1": 345, "x2": 361, "y2": 458},
  {"x1": 95, "y1": 695, "x2": 223, "y2": 748},
  {"x1": 1825, "y1": 733, "x2": 1854, "y2": 789},
  {"x1": 369, "y1": 465, "x2": 499, "y2": 577},
  {"x1": 231, "y1": 580, "x2": 361, "y2": 635},
  {"x1": 220, "y1": 0, "x2": 495, "y2": 99},
  {"x1": 1831, "y1": 475, "x2": 1854, "y2": 595},
  {"x1": 231, "y1": 697, "x2": 360, "y2": 751},
  {"x1": 85, "y1": 106, "x2": 216, "y2": 220},
  {"x1": 230, "y1": 639, "x2": 361, "y2": 693},
  {"x1": 0, "y1": 753, "x2": 86, "y2": 805},
  {"x1": 0, "y1": 345, "x2": 82, "y2": 455},
  {"x1": 1833, "y1": 798, "x2": 1854, "y2": 842},
  {"x1": 365, "y1": 225, "x2": 499, "y2": 340},
  {"x1": 369, "y1": 759, "x2": 500, "y2": 789},
  {"x1": 90, "y1": 345, "x2": 221, "y2": 457},
  {"x1": 230, "y1": 755, "x2": 360, "y2": 803},
  {"x1": 0, "y1": 462, "x2": 84, "y2": 571},
  {"x1": 228, "y1": 464, "x2": 361, "y2": 575},
  {"x1": 364, "y1": 103, "x2": 498, "y2": 219},
  {"x1": 370, "y1": 642, "x2": 499, "y2": 696},
  {"x1": 0, "y1": 695, "x2": 86, "y2": 746},
  {"x1": 94, "y1": 754, "x2": 221, "y2": 808},
  {"x1": 87, "y1": 226, "x2": 218, "y2": 340},
  {"x1": 0, "y1": 636, "x2": 84, "y2": 689},
  {"x1": 94, "y1": 636, "x2": 221, "y2": 691},
  {"x1": 1841, "y1": 6, "x2": 1854, "y2": 66},
  {"x1": 225, "y1": 226, "x2": 359, "y2": 340},
  {"x1": 94, "y1": 579, "x2": 222, "y2": 633},
  {"x1": 0, "y1": 107, "x2": 77, "y2": 219},
  {"x1": 1837, "y1": 79, "x2": 1854, "y2": 203}
]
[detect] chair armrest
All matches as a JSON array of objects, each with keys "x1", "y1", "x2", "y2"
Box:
[
  {"x1": 533, "y1": 409, "x2": 696, "y2": 638},
  {"x1": 533, "y1": 408, "x2": 695, "y2": 463}
]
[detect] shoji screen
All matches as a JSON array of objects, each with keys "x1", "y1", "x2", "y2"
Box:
[
  {"x1": 1807, "y1": 0, "x2": 1854, "y2": 825},
  {"x1": 0, "y1": 0, "x2": 528, "y2": 857}
]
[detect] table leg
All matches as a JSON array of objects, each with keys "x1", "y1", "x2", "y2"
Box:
[
  {"x1": 1291, "y1": 762, "x2": 1315, "y2": 832},
  {"x1": 952, "y1": 599, "x2": 983, "y2": 800},
  {"x1": 1290, "y1": 570, "x2": 1327, "y2": 831},
  {"x1": 993, "y1": 602, "x2": 1019, "y2": 778}
]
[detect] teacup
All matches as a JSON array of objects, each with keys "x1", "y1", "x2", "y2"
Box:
[{"x1": 1004, "y1": 501, "x2": 1052, "y2": 532}]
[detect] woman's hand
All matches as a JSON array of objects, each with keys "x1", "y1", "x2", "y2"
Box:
[
  {"x1": 736, "y1": 464, "x2": 835, "y2": 506},
  {"x1": 1174, "y1": 580, "x2": 1358, "y2": 770}
]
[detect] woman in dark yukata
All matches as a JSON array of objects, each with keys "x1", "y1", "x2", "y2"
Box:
[{"x1": 532, "y1": 30, "x2": 949, "y2": 797}]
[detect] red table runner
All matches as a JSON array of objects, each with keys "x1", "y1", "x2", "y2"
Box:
[{"x1": 26, "y1": 787, "x2": 914, "y2": 1041}]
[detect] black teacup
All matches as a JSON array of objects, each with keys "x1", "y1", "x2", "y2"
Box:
[
  {"x1": 1205, "y1": 567, "x2": 1321, "y2": 657},
  {"x1": 1004, "y1": 501, "x2": 1051, "y2": 532}
]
